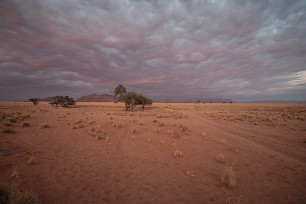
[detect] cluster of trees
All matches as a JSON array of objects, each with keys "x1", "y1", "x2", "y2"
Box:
[
  {"x1": 49, "y1": 96, "x2": 76, "y2": 108},
  {"x1": 114, "y1": 84, "x2": 152, "y2": 111}
]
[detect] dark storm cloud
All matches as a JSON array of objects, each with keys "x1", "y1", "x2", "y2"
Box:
[{"x1": 0, "y1": 0, "x2": 305, "y2": 101}]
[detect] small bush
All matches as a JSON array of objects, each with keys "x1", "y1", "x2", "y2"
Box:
[{"x1": 221, "y1": 167, "x2": 236, "y2": 188}]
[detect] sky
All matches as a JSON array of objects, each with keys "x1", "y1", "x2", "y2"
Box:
[{"x1": 1, "y1": 0, "x2": 306, "y2": 102}]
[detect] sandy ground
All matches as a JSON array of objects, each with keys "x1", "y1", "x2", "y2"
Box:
[{"x1": 1, "y1": 102, "x2": 306, "y2": 204}]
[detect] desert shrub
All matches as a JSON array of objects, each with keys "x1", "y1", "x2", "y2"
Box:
[{"x1": 221, "y1": 167, "x2": 236, "y2": 188}]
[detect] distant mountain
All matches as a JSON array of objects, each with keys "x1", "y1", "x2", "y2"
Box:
[
  {"x1": 154, "y1": 98, "x2": 233, "y2": 103},
  {"x1": 39, "y1": 97, "x2": 54, "y2": 102},
  {"x1": 183, "y1": 98, "x2": 233, "y2": 103},
  {"x1": 76, "y1": 93, "x2": 115, "y2": 102}
]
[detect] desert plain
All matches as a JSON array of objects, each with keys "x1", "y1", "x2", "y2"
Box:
[{"x1": 0, "y1": 102, "x2": 306, "y2": 203}]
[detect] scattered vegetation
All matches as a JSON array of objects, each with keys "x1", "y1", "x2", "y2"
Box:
[{"x1": 221, "y1": 167, "x2": 236, "y2": 188}]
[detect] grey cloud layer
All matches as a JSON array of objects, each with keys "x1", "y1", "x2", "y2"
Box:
[{"x1": 0, "y1": 0, "x2": 306, "y2": 101}]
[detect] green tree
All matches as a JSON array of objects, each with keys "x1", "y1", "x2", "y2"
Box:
[
  {"x1": 114, "y1": 85, "x2": 152, "y2": 111},
  {"x1": 28, "y1": 98, "x2": 39, "y2": 105},
  {"x1": 114, "y1": 84, "x2": 127, "y2": 100}
]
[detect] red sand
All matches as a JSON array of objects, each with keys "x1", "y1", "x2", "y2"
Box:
[{"x1": 1, "y1": 102, "x2": 306, "y2": 203}]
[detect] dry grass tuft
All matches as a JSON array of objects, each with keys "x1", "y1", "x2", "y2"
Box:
[
  {"x1": 172, "y1": 130, "x2": 181, "y2": 138},
  {"x1": 0, "y1": 183, "x2": 11, "y2": 204},
  {"x1": 27, "y1": 155, "x2": 39, "y2": 165},
  {"x1": 174, "y1": 150, "x2": 184, "y2": 157},
  {"x1": 158, "y1": 122, "x2": 165, "y2": 126},
  {"x1": 10, "y1": 168, "x2": 19, "y2": 179},
  {"x1": 14, "y1": 191, "x2": 39, "y2": 204},
  {"x1": 90, "y1": 127, "x2": 106, "y2": 140},
  {"x1": 185, "y1": 170, "x2": 195, "y2": 177},
  {"x1": 220, "y1": 139, "x2": 227, "y2": 144},
  {"x1": 21, "y1": 122, "x2": 30, "y2": 127},
  {"x1": 181, "y1": 126, "x2": 189, "y2": 133},
  {"x1": 1, "y1": 129, "x2": 17, "y2": 134},
  {"x1": 215, "y1": 153, "x2": 225, "y2": 163},
  {"x1": 40, "y1": 123, "x2": 50, "y2": 128},
  {"x1": 132, "y1": 129, "x2": 137, "y2": 134},
  {"x1": 221, "y1": 166, "x2": 236, "y2": 188}
]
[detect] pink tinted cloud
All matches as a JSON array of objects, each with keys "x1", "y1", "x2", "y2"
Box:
[{"x1": 126, "y1": 75, "x2": 168, "y2": 86}]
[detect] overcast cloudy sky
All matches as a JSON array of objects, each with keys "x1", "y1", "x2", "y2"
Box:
[{"x1": 1, "y1": 0, "x2": 306, "y2": 101}]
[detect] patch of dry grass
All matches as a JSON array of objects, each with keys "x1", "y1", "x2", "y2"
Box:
[
  {"x1": 215, "y1": 153, "x2": 225, "y2": 163},
  {"x1": 1, "y1": 129, "x2": 17, "y2": 134},
  {"x1": 172, "y1": 130, "x2": 181, "y2": 138},
  {"x1": 90, "y1": 127, "x2": 107, "y2": 140},
  {"x1": 27, "y1": 155, "x2": 39, "y2": 165},
  {"x1": 220, "y1": 139, "x2": 227, "y2": 144},
  {"x1": 221, "y1": 166, "x2": 236, "y2": 188},
  {"x1": 21, "y1": 122, "x2": 30, "y2": 127},
  {"x1": 40, "y1": 123, "x2": 50, "y2": 128},
  {"x1": 0, "y1": 182, "x2": 39, "y2": 204},
  {"x1": 174, "y1": 150, "x2": 184, "y2": 157}
]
